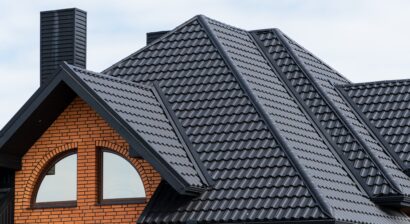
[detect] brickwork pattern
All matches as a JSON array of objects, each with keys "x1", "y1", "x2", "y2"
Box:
[{"x1": 14, "y1": 97, "x2": 161, "y2": 223}]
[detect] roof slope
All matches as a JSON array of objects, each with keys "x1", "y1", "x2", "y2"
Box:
[
  {"x1": 105, "y1": 17, "x2": 332, "y2": 223},
  {"x1": 265, "y1": 30, "x2": 410, "y2": 200},
  {"x1": 104, "y1": 15, "x2": 410, "y2": 223},
  {"x1": 0, "y1": 62, "x2": 209, "y2": 195},
  {"x1": 251, "y1": 29, "x2": 404, "y2": 198},
  {"x1": 64, "y1": 64, "x2": 207, "y2": 193},
  {"x1": 340, "y1": 79, "x2": 410, "y2": 172}
]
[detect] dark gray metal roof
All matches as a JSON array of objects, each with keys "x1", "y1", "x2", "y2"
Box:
[
  {"x1": 105, "y1": 17, "x2": 332, "y2": 223},
  {"x1": 341, "y1": 79, "x2": 410, "y2": 173},
  {"x1": 2, "y1": 12, "x2": 410, "y2": 224},
  {"x1": 104, "y1": 15, "x2": 410, "y2": 224},
  {"x1": 269, "y1": 29, "x2": 410, "y2": 200},
  {"x1": 251, "y1": 29, "x2": 405, "y2": 199}
]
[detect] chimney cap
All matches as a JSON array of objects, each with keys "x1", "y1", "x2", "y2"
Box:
[{"x1": 40, "y1": 7, "x2": 87, "y2": 14}]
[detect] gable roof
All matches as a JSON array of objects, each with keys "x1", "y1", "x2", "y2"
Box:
[
  {"x1": 104, "y1": 15, "x2": 410, "y2": 224},
  {"x1": 0, "y1": 62, "x2": 210, "y2": 195}
]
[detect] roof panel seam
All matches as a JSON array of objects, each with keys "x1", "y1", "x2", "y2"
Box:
[{"x1": 151, "y1": 82, "x2": 214, "y2": 186}]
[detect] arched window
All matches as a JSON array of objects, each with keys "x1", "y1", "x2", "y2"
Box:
[
  {"x1": 99, "y1": 149, "x2": 146, "y2": 205},
  {"x1": 33, "y1": 150, "x2": 77, "y2": 208}
]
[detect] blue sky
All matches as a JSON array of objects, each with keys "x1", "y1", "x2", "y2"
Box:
[{"x1": 1, "y1": 0, "x2": 410, "y2": 128}]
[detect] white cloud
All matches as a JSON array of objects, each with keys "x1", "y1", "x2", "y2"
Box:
[{"x1": 1, "y1": 0, "x2": 410, "y2": 128}]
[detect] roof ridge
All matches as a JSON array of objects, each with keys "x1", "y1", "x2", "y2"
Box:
[
  {"x1": 197, "y1": 14, "x2": 334, "y2": 219},
  {"x1": 272, "y1": 28, "x2": 405, "y2": 195},
  {"x1": 102, "y1": 15, "x2": 203, "y2": 74},
  {"x1": 248, "y1": 30, "x2": 370, "y2": 196},
  {"x1": 340, "y1": 78, "x2": 410, "y2": 89},
  {"x1": 274, "y1": 28, "x2": 352, "y2": 84}
]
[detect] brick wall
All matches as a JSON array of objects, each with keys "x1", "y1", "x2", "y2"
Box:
[{"x1": 14, "y1": 97, "x2": 161, "y2": 223}]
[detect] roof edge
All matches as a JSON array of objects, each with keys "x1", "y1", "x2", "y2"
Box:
[
  {"x1": 373, "y1": 195, "x2": 410, "y2": 208},
  {"x1": 339, "y1": 78, "x2": 410, "y2": 89},
  {"x1": 197, "y1": 15, "x2": 334, "y2": 219},
  {"x1": 271, "y1": 28, "x2": 352, "y2": 84}
]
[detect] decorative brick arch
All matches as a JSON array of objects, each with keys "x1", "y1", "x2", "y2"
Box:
[
  {"x1": 95, "y1": 140, "x2": 152, "y2": 194},
  {"x1": 23, "y1": 142, "x2": 78, "y2": 207}
]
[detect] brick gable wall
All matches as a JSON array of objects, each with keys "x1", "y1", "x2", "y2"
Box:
[{"x1": 14, "y1": 96, "x2": 161, "y2": 223}]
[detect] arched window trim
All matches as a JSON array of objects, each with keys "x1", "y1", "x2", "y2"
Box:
[
  {"x1": 31, "y1": 149, "x2": 77, "y2": 209},
  {"x1": 98, "y1": 147, "x2": 147, "y2": 205}
]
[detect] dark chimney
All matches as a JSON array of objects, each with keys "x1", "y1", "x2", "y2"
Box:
[
  {"x1": 146, "y1": 31, "x2": 169, "y2": 45},
  {"x1": 40, "y1": 8, "x2": 86, "y2": 85}
]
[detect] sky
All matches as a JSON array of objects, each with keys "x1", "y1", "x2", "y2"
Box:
[{"x1": 1, "y1": 0, "x2": 410, "y2": 128}]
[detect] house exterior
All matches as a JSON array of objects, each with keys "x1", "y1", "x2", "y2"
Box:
[{"x1": 1, "y1": 7, "x2": 410, "y2": 224}]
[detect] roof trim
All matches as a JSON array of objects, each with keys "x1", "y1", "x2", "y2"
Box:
[
  {"x1": 338, "y1": 78, "x2": 410, "y2": 88},
  {"x1": 197, "y1": 15, "x2": 334, "y2": 219},
  {"x1": 0, "y1": 62, "x2": 206, "y2": 195},
  {"x1": 373, "y1": 195, "x2": 410, "y2": 207},
  {"x1": 248, "y1": 30, "x2": 369, "y2": 196},
  {"x1": 151, "y1": 82, "x2": 214, "y2": 186},
  {"x1": 273, "y1": 28, "x2": 405, "y2": 196},
  {"x1": 0, "y1": 68, "x2": 76, "y2": 168},
  {"x1": 0, "y1": 153, "x2": 20, "y2": 170},
  {"x1": 335, "y1": 85, "x2": 410, "y2": 174}
]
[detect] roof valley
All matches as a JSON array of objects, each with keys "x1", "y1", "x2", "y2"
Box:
[
  {"x1": 251, "y1": 28, "x2": 404, "y2": 199},
  {"x1": 275, "y1": 30, "x2": 410, "y2": 198}
]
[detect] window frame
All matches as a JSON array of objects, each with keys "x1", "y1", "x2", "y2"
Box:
[
  {"x1": 31, "y1": 149, "x2": 78, "y2": 209},
  {"x1": 98, "y1": 148, "x2": 147, "y2": 205}
]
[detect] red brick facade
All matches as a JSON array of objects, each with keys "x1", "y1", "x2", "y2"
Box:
[{"x1": 14, "y1": 97, "x2": 161, "y2": 223}]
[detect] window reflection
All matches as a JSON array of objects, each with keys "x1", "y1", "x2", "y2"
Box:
[
  {"x1": 36, "y1": 153, "x2": 77, "y2": 203},
  {"x1": 102, "y1": 151, "x2": 145, "y2": 199}
]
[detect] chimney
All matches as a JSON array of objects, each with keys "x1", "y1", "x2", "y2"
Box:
[
  {"x1": 40, "y1": 8, "x2": 86, "y2": 85},
  {"x1": 146, "y1": 31, "x2": 169, "y2": 45}
]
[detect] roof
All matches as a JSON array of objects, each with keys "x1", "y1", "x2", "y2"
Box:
[
  {"x1": 340, "y1": 79, "x2": 410, "y2": 173},
  {"x1": 0, "y1": 62, "x2": 210, "y2": 195},
  {"x1": 2, "y1": 14, "x2": 410, "y2": 224},
  {"x1": 103, "y1": 15, "x2": 410, "y2": 223}
]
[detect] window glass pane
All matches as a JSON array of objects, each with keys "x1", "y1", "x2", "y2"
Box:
[
  {"x1": 36, "y1": 153, "x2": 77, "y2": 203},
  {"x1": 103, "y1": 151, "x2": 145, "y2": 199}
]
